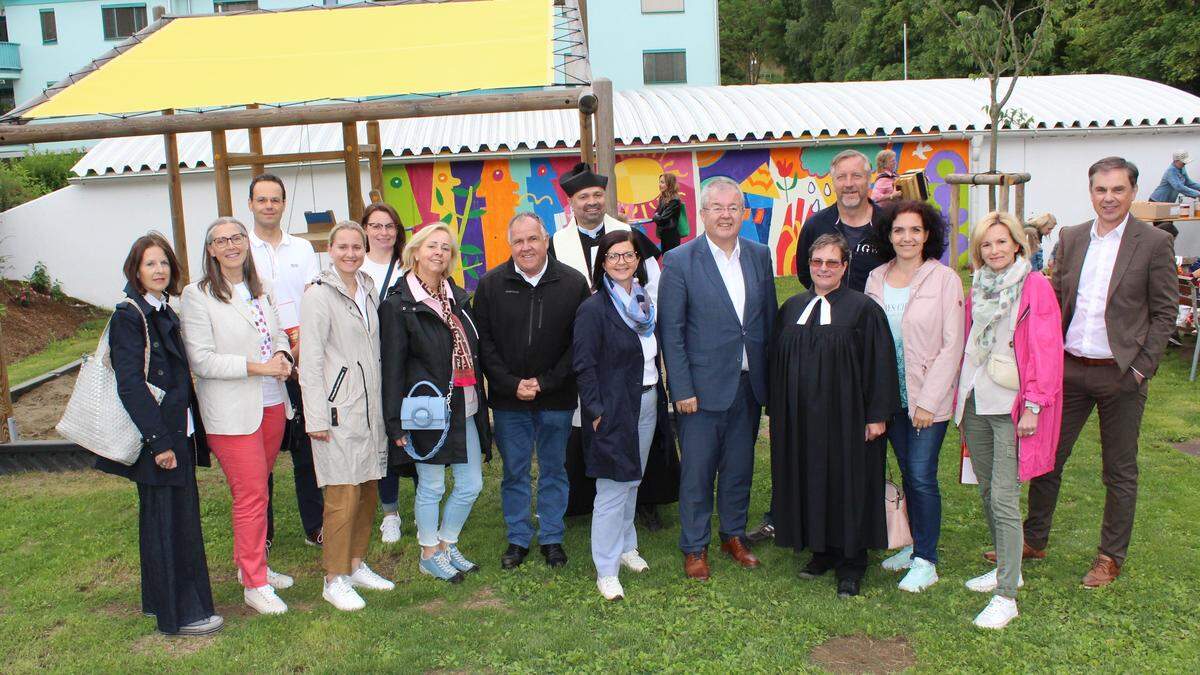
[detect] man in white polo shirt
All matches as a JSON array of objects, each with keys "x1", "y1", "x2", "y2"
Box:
[{"x1": 246, "y1": 173, "x2": 324, "y2": 550}]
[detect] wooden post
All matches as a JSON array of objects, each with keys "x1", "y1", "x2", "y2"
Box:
[
  {"x1": 949, "y1": 180, "x2": 961, "y2": 269},
  {"x1": 592, "y1": 77, "x2": 617, "y2": 217},
  {"x1": 162, "y1": 109, "x2": 190, "y2": 283},
  {"x1": 1014, "y1": 182, "x2": 1026, "y2": 224},
  {"x1": 211, "y1": 130, "x2": 233, "y2": 217},
  {"x1": 366, "y1": 120, "x2": 384, "y2": 204},
  {"x1": 0, "y1": 320, "x2": 11, "y2": 444},
  {"x1": 998, "y1": 183, "x2": 1010, "y2": 213},
  {"x1": 246, "y1": 104, "x2": 265, "y2": 179},
  {"x1": 578, "y1": 109, "x2": 595, "y2": 168},
  {"x1": 342, "y1": 122, "x2": 364, "y2": 222}
]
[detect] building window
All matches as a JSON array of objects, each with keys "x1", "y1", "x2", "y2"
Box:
[
  {"x1": 642, "y1": 0, "x2": 684, "y2": 12},
  {"x1": 41, "y1": 10, "x2": 58, "y2": 44},
  {"x1": 214, "y1": 0, "x2": 259, "y2": 13},
  {"x1": 102, "y1": 5, "x2": 148, "y2": 40},
  {"x1": 169, "y1": 0, "x2": 193, "y2": 15},
  {"x1": 643, "y1": 50, "x2": 686, "y2": 85},
  {"x1": 0, "y1": 15, "x2": 9, "y2": 42}
]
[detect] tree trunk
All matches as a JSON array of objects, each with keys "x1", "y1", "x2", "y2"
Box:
[{"x1": 988, "y1": 75, "x2": 1001, "y2": 210}]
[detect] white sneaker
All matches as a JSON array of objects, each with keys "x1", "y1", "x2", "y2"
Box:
[
  {"x1": 238, "y1": 567, "x2": 294, "y2": 590},
  {"x1": 323, "y1": 575, "x2": 366, "y2": 612},
  {"x1": 349, "y1": 562, "x2": 395, "y2": 591},
  {"x1": 619, "y1": 550, "x2": 650, "y2": 573},
  {"x1": 380, "y1": 513, "x2": 402, "y2": 544},
  {"x1": 965, "y1": 568, "x2": 1024, "y2": 593},
  {"x1": 244, "y1": 585, "x2": 288, "y2": 615},
  {"x1": 973, "y1": 594, "x2": 1019, "y2": 629},
  {"x1": 897, "y1": 557, "x2": 939, "y2": 593},
  {"x1": 596, "y1": 575, "x2": 624, "y2": 601},
  {"x1": 881, "y1": 545, "x2": 914, "y2": 571}
]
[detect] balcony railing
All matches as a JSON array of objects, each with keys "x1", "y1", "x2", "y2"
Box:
[{"x1": 0, "y1": 43, "x2": 21, "y2": 72}]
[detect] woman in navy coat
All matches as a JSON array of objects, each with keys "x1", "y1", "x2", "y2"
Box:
[
  {"x1": 574, "y1": 230, "x2": 672, "y2": 602},
  {"x1": 94, "y1": 233, "x2": 220, "y2": 637}
]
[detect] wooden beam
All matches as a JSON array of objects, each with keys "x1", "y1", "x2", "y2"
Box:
[
  {"x1": 211, "y1": 130, "x2": 233, "y2": 217},
  {"x1": 246, "y1": 103, "x2": 265, "y2": 178},
  {"x1": 592, "y1": 77, "x2": 617, "y2": 217},
  {"x1": 228, "y1": 149, "x2": 345, "y2": 166},
  {"x1": 0, "y1": 89, "x2": 581, "y2": 145},
  {"x1": 1014, "y1": 183, "x2": 1026, "y2": 225},
  {"x1": 366, "y1": 120, "x2": 384, "y2": 203},
  {"x1": 162, "y1": 110, "x2": 190, "y2": 283},
  {"x1": 998, "y1": 184, "x2": 1010, "y2": 213},
  {"x1": 0, "y1": 319, "x2": 12, "y2": 443},
  {"x1": 578, "y1": 109, "x2": 595, "y2": 168},
  {"x1": 342, "y1": 122, "x2": 364, "y2": 222}
]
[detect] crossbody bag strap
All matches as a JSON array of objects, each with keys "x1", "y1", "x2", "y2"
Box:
[{"x1": 379, "y1": 256, "x2": 398, "y2": 301}]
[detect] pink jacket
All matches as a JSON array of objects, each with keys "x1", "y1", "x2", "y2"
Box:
[
  {"x1": 962, "y1": 272, "x2": 1064, "y2": 481},
  {"x1": 871, "y1": 173, "x2": 896, "y2": 202},
  {"x1": 866, "y1": 259, "x2": 965, "y2": 422}
]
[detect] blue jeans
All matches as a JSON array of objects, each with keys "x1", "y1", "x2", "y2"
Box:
[
  {"x1": 886, "y1": 412, "x2": 948, "y2": 564},
  {"x1": 413, "y1": 418, "x2": 484, "y2": 548},
  {"x1": 493, "y1": 408, "x2": 573, "y2": 548},
  {"x1": 592, "y1": 389, "x2": 657, "y2": 576}
]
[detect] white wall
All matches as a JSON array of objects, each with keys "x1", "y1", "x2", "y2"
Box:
[{"x1": 0, "y1": 161, "x2": 358, "y2": 307}]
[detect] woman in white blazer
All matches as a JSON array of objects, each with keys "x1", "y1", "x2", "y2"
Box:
[{"x1": 180, "y1": 217, "x2": 295, "y2": 617}]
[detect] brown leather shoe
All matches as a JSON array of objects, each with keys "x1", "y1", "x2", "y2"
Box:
[
  {"x1": 1082, "y1": 553, "x2": 1121, "y2": 588},
  {"x1": 720, "y1": 537, "x2": 761, "y2": 569},
  {"x1": 683, "y1": 550, "x2": 710, "y2": 580},
  {"x1": 983, "y1": 542, "x2": 1046, "y2": 564}
]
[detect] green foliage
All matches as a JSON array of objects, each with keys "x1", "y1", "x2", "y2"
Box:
[
  {"x1": 6, "y1": 318, "x2": 106, "y2": 384},
  {"x1": 1061, "y1": 0, "x2": 1200, "y2": 94},
  {"x1": 718, "y1": 0, "x2": 784, "y2": 84},
  {"x1": 0, "y1": 162, "x2": 44, "y2": 212},
  {"x1": 25, "y1": 261, "x2": 53, "y2": 295},
  {"x1": 0, "y1": 150, "x2": 86, "y2": 211}
]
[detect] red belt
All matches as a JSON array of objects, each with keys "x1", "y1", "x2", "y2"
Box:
[{"x1": 1065, "y1": 352, "x2": 1117, "y2": 367}]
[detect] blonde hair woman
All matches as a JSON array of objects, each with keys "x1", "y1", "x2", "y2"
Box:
[{"x1": 379, "y1": 223, "x2": 492, "y2": 583}]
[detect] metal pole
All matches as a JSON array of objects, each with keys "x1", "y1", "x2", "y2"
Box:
[{"x1": 903, "y1": 23, "x2": 908, "y2": 80}]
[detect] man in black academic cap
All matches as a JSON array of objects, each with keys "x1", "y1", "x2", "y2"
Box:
[{"x1": 549, "y1": 162, "x2": 679, "y2": 529}]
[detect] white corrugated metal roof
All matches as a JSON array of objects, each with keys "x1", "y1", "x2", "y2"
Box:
[{"x1": 72, "y1": 74, "x2": 1200, "y2": 177}]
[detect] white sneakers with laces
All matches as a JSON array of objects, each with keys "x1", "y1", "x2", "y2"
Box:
[
  {"x1": 973, "y1": 594, "x2": 1019, "y2": 629},
  {"x1": 323, "y1": 575, "x2": 366, "y2": 612},
  {"x1": 619, "y1": 550, "x2": 650, "y2": 573},
  {"x1": 965, "y1": 568, "x2": 1024, "y2": 593},
  {"x1": 349, "y1": 562, "x2": 395, "y2": 591},
  {"x1": 244, "y1": 585, "x2": 288, "y2": 615},
  {"x1": 380, "y1": 513, "x2": 402, "y2": 544},
  {"x1": 596, "y1": 575, "x2": 625, "y2": 601},
  {"x1": 237, "y1": 566, "x2": 294, "y2": 590}
]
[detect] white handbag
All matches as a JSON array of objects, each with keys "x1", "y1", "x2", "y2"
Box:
[{"x1": 56, "y1": 301, "x2": 165, "y2": 465}]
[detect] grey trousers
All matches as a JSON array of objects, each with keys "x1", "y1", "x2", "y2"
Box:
[
  {"x1": 591, "y1": 388, "x2": 657, "y2": 577},
  {"x1": 961, "y1": 395, "x2": 1023, "y2": 598}
]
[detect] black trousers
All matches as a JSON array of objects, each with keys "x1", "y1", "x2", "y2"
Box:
[
  {"x1": 810, "y1": 548, "x2": 868, "y2": 582},
  {"x1": 137, "y1": 477, "x2": 215, "y2": 634},
  {"x1": 266, "y1": 379, "x2": 325, "y2": 544}
]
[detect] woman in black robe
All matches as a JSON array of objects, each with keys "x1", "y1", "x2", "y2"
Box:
[{"x1": 770, "y1": 233, "x2": 899, "y2": 598}]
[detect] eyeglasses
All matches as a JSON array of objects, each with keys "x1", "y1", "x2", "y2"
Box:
[
  {"x1": 605, "y1": 251, "x2": 639, "y2": 263},
  {"x1": 704, "y1": 206, "x2": 744, "y2": 215},
  {"x1": 210, "y1": 233, "x2": 246, "y2": 249},
  {"x1": 809, "y1": 258, "x2": 845, "y2": 269},
  {"x1": 366, "y1": 222, "x2": 397, "y2": 232}
]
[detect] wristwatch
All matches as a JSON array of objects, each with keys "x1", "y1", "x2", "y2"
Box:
[{"x1": 1024, "y1": 401, "x2": 1041, "y2": 414}]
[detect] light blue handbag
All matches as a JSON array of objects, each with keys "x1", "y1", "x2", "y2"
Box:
[{"x1": 399, "y1": 380, "x2": 452, "y2": 461}]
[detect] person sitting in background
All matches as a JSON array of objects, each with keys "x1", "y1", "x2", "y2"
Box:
[
  {"x1": 300, "y1": 222, "x2": 394, "y2": 611},
  {"x1": 100, "y1": 232, "x2": 222, "y2": 637},
  {"x1": 870, "y1": 149, "x2": 899, "y2": 203},
  {"x1": 181, "y1": 217, "x2": 295, "y2": 616},
  {"x1": 1148, "y1": 150, "x2": 1200, "y2": 203}
]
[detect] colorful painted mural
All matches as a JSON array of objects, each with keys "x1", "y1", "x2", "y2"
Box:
[{"x1": 381, "y1": 139, "x2": 969, "y2": 290}]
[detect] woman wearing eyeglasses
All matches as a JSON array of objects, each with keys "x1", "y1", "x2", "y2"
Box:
[
  {"x1": 769, "y1": 233, "x2": 899, "y2": 599},
  {"x1": 357, "y1": 202, "x2": 412, "y2": 546},
  {"x1": 574, "y1": 230, "x2": 670, "y2": 601},
  {"x1": 180, "y1": 217, "x2": 296, "y2": 616}
]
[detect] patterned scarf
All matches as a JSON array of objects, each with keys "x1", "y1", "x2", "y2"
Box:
[
  {"x1": 605, "y1": 275, "x2": 656, "y2": 337},
  {"x1": 414, "y1": 276, "x2": 476, "y2": 387},
  {"x1": 967, "y1": 256, "x2": 1030, "y2": 365}
]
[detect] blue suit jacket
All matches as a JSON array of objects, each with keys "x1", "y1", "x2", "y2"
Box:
[{"x1": 658, "y1": 235, "x2": 776, "y2": 412}]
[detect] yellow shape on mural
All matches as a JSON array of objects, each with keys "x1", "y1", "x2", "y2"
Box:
[
  {"x1": 615, "y1": 157, "x2": 668, "y2": 206},
  {"x1": 476, "y1": 159, "x2": 520, "y2": 270},
  {"x1": 741, "y1": 163, "x2": 780, "y2": 199}
]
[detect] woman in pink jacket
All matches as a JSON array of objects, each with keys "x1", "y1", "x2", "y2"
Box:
[
  {"x1": 866, "y1": 200, "x2": 964, "y2": 594},
  {"x1": 955, "y1": 211, "x2": 1063, "y2": 630}
]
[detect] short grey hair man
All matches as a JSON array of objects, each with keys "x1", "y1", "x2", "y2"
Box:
[
  {"x1": 830, "y1": 149, "x2": 870, "y2": 173},
  {"x1": 699, "y1": 176, "x2": 744, "y2": 210},
  {"x1": 507, "y1": 212, "x2": 547, "y2": 241}
]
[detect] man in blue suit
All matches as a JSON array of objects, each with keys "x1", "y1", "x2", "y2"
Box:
[{"x1": 659, "y1": 176, "x2": 777, "y2": 580}]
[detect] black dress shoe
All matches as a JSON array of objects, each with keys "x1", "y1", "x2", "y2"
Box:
[
  {"x1": 541, "y1": 543, "x2": 568, "y2": 568},
  {"x1": 746, "y1": 518, "x2": 775, "y2": 544},
  {"x1": 501, "y1": 544, "x2": 529, "y2": 570},
  {"x1": 837, "y1": 577, "x2": 861, "y2": 598},
  {"x1": 636, "y1": 504, "x2": 664, "y2": 532},
  {"x1": 798, "y1": 556, "x2": 833, "y2": 579}
]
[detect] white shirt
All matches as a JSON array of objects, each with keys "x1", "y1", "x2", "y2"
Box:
[
  {"x1": 247, "y1": 228, "x2": 319, "y2": 330},
  {"x1": 352, "y1": 274, "x2": 370, "y2": 329},
  {"x1": 640, "y1": 332, "x2": 659, "y2": 386},
  {"x1": 360, "y1": 255, "x2": 397, "y2": 299},
  {"x1": 143, "y1": 293, "x2": 195, "y2": 436},
  {"x1": 517, "y1": 257, "x2": 549, "y2": 287},
  {"x1": 233, "y1": 282, "x2": 286, "y2": 407},
  {"x1": 1064, "y1": 216, "x2": 1127, "y2": 359},
  {"x1": 707, "y1": 236, "x2": 749, "y2": 371}
]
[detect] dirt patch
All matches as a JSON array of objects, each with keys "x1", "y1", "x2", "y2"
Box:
[
  {"x1": 1171, "y1": 441, "x2": 1200, "y2": 458},
  {"x1": 810, "y1": 635, "x2": 916, "y2": 674},
  {"x1": 214, "y1": 602, "x2": 256, "y2": 619},
  {"x1": 460, "y1": 587, "x2": 509, "y2": 612},
  {"x1": 418, "y1": 597, "x2": 449, "y2": 615},
  {"x1": 0, "y1": 280, "x2": 105, "y2": 363},
  {"x1": 132, "y1": 633, "x2": 217, "y2": 657},
  {"x1": 12, "y1": 371, "x2": 76, "y2": 440}
]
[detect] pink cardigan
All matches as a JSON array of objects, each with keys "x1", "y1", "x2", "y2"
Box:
[
  {"x1": 962, "y1": 271, "x2": 1064, "y2": 481},
  {"x1": 866, "y1": 259, "x2": 965, "y2": 422}
]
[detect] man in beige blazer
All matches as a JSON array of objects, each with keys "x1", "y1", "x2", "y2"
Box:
[{"x1": 1019, "y1": 156, "x2": 1177, "y2": 587}]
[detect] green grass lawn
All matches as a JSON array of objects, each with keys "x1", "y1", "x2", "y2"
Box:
[
  {"x1": 6, "y1": 318, "x2": 106, "y2": 385},
  {"x1": 2, "y1": 280, "x2": 1199, "y2": 672}
]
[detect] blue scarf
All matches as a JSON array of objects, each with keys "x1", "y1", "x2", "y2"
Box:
[{"x1": 605, "y1": 275, "x2": 656, "y2": 337}]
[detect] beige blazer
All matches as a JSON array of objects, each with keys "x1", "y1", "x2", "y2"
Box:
[
  {"x1": 180, "y1": 279, "x2": 294, "y2": 435},
  {"x1": 1051, "y1": 215, "x2": 1178, "y2": 378}
]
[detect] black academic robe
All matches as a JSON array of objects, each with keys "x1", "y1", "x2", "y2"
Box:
[{"x1": 768, "y1": 285, "x2": 899, "y2": 555}]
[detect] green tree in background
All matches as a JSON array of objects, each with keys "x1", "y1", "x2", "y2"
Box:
[
  {"x1": 1061, "y1": 0, "x2": 1200, "y2": 94},
  {"x1": 719, "y1": 0, "x2": 784, "y2": 84}
]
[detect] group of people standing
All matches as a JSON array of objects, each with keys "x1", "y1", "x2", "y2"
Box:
[{"x1": 100, "y1": 149, "x2": 1174, "y2": 637}]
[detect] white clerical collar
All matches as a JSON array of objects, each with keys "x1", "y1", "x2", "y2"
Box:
[
  {"x1": 518, "y1": 257, "x2": 549, "y2": 286},
  {"x1": 577, "y1": 220, "x2": 604, "y2": 239},
  {"x1": 797, "y1": 293, "x2": 833, "y2": 326},
  {"x1": 1090, "y1": 214, "x2": 1128, "y2": 241},
  {"x1": 143, "y1": 293, "x2": 164, "y2": 310}
]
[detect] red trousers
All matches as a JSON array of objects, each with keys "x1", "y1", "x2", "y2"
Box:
[{"x1": 208, "y1": 404, "x2": 286, "y2": 589}]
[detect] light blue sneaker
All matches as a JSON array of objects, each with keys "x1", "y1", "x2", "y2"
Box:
[
  {"x1": 419, "y1": 551, "x2": 465, "y2": 584},
  {"x1": 881, "y1": 545, "x2": 914, "y2": 572},
  {"x1": 898, "y1": 557, "x2": 939, "y2": 593},
  {"x1": 445, "y1": 544, "x2": 479, "y2": 574}
]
